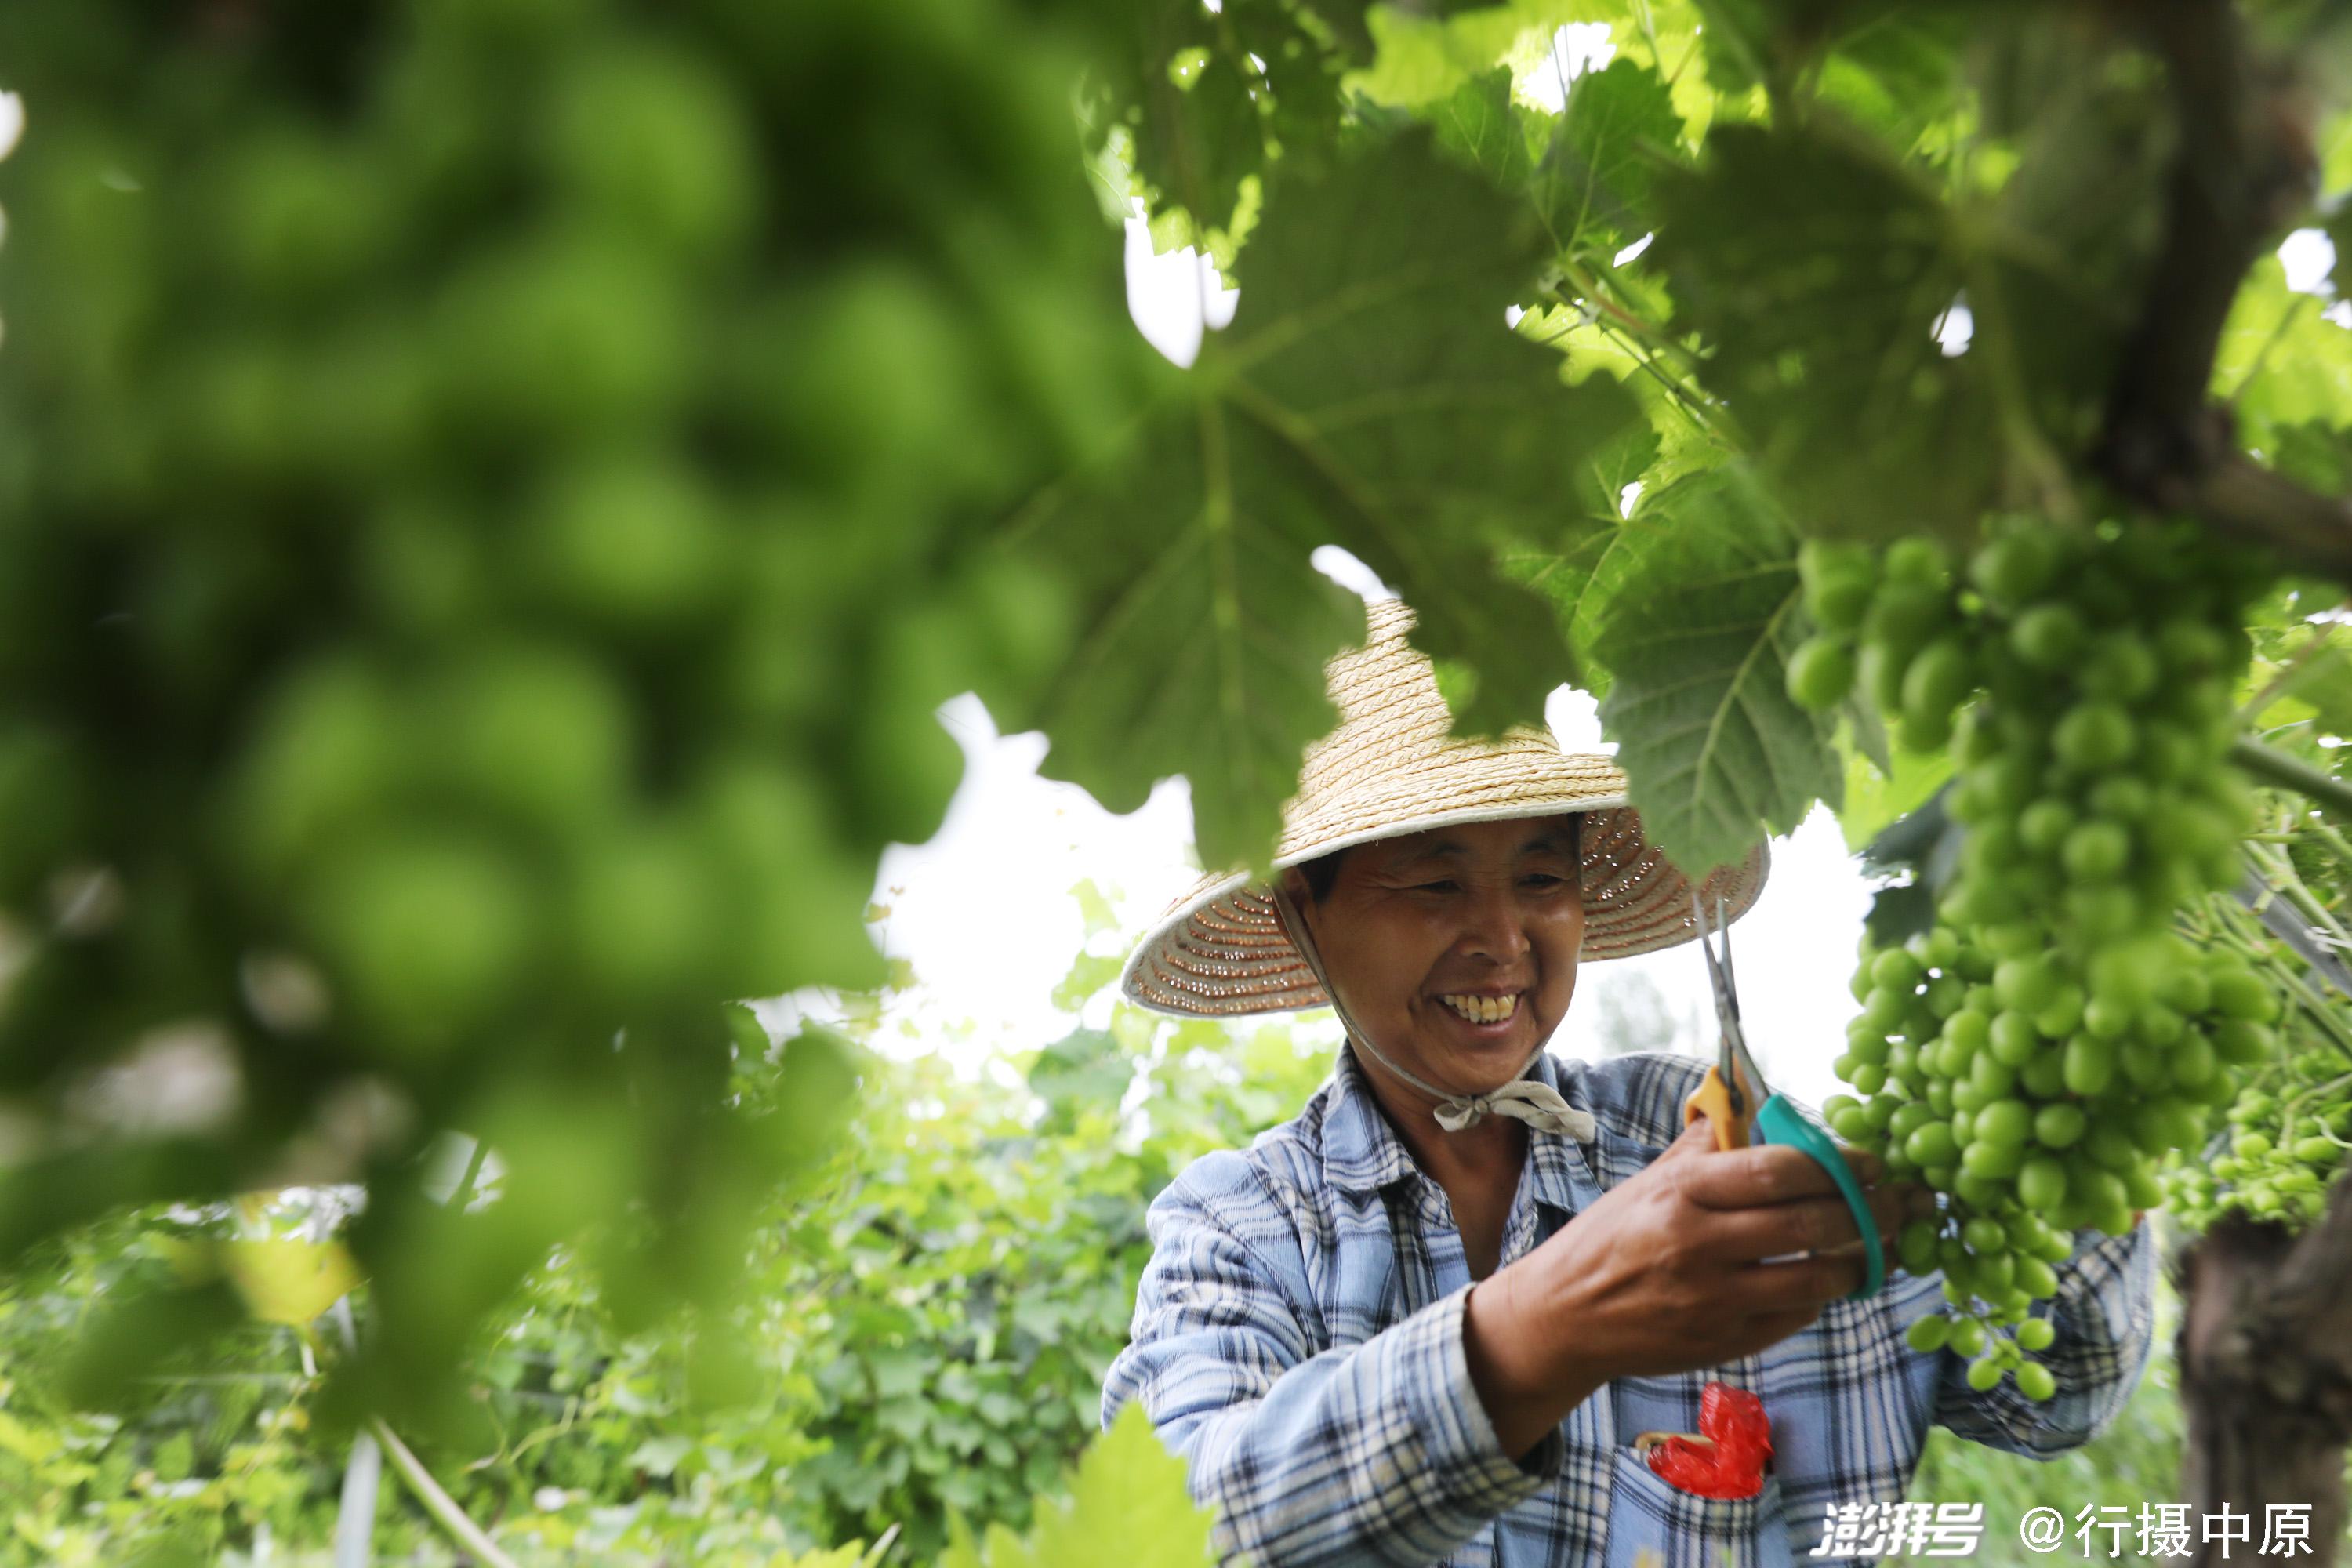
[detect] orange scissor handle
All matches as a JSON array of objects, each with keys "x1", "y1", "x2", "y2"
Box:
[{"x1": 1683, "y1": 1065, "x2": 1751, "y2": 1152}]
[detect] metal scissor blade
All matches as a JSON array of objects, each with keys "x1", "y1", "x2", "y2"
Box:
[
  {"x1": 1691, "y1": 889, "x2": 1769, "y2": 1112},
  {"x1": 1714, "y1": 892, "x2": 1740, "y2": 1023}
]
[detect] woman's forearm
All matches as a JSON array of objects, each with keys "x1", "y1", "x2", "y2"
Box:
[{"x1": 1462, "y1": 1256, "x2": 1608, "y2": 1462}]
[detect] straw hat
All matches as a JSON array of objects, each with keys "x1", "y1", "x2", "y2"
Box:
[{"x1": 1120, "y1": 597, "x2": 1770, "y2": 1019}]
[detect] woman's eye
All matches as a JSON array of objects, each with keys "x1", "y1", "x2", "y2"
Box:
[{"x1": 1417, "y1": 880, "x2": 1458, "y2": 892}]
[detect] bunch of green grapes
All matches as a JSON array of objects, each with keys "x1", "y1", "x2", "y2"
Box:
[
  {"x1": 1821, "y1": 920, "x2": 2275, "y2": 1396},
  {"x1": 2168, "y1": 1080, "x2": 2350, "y2": 1229},
  {"x1": 1784, "y1": 515, "x2": 2281, "y2": 1397},
  {"x1": 2164, "y1": 915, "x2": 2352, "y2": 1230}
]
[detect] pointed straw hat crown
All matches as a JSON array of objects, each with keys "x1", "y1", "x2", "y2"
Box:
[{"x1": 1120, "y1": 597, "x2": 1769, "y2": 1018}]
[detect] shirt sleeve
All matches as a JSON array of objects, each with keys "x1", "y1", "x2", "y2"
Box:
[
  {"x1": 1100, "y1": 1160, "x2": 1563, "y2": 1567},
  {"x1": 1930, "y1": 1218, "x2": 2157, "y2": 1456}
]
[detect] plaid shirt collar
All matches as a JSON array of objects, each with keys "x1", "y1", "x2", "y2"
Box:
[{"x1": 1318, "y1": 1042, "x2": 1592, "y2": 1219}]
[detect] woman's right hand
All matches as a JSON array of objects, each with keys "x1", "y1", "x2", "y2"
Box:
[{"x1": 1463, "y1": 1116, "x2": 1929, "y2": 1461}]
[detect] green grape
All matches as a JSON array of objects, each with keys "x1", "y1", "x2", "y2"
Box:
[
  {"x1": 1973, "y1": 1098, "x2": 2033, "y2": 1147},
  {"x1": 1988, "y1": 1011, "x2": 2039, "y2": 1065},
  {"x1": 2211, "y1": 1018, "x2": 2276, "y2": 1066},
  {"x1": 1906, "y1": 1122, "x2": 1959, "y2": 1168},
  {"x1": 2052, "y1": 702, "x2": 2136, "y2": 772},
  {"x1": 2211, "y1": 967, "x2": 2281, "y2": 1022},
  {"x1": 2034, "y1": 1102, "x2": 2087, "y2": 1149},
  {"x1": 2061, "y1": 820, "x2": 2130, "y2": 881},
  {"x1": 2009, "y1": 603, "x2": 2085, "y2": 670},
  {"x1": 535, "y1": 42, "x2": 761, "y2": 263},
  {"x1": 1871, "y1": 949, "x2": 1926, "y2": 992},
  {"x1": 2016, "y1": 1361, "x2": 2057, "y2": 1401},
  {"x1": 2019, "y1": 1051, "x2": 2069, "y2": 1099},
  {"x1": 1903, "y1": 637, "x2": 1972, "y2": 724},
  {"x1": 1905, "y1": 1313, "x2": 1950, "y2": 1352},
  {"x1": 2016, "y1": 797, "x2": 2076, "y2": 855},
  {"x1": 2016, "y1": 1155, "x2": 2067, "y2": 1210},
  {"x1": 1800, "y1": 539, "x2": 1878, "y2": 632},
  {"x1": 1787, "y1": 635, "x2": 1858, "y2": 710},
  {"x1": 1969, "y1": 531, "x2": 2060, "y2": 608},
  {"x1": 1962, "y1": 1139, "x2": 2026, "y2": 1180}
]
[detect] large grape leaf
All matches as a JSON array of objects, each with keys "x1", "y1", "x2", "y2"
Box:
[
  {"x1": 1431, "y1": 68, "x2": 1537, "y2": 188},
  {"x1": 1080, "y1": 0, "x2": 1353, "y2": 260},
  {"x1": 1350, "y1": 1, "x2": 1588, "y2": 110},
  {"x1": 1654, "y1": 116, "x2": 2144, "y2": 540},
  {"x1": 2215, "y1": 256, "x2": 2352, "y2": 447},
  {"x1": 1652, "y1": 124, "x2": 1993, "y2": 539},
  {"x1": 1533, "y1": 56, "x2": 1683, "y2": 263},
  {"x1": 1587, "y1": 464, "x2": 1840, "y2": 876},
  {"x1": 993, "y1": 132, "x2": 1640, "y2": 873}
]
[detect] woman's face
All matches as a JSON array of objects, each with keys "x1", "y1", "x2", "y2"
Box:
[{"x1": 1283, "y1": 815, "x2": 1585, "y2": 1098}]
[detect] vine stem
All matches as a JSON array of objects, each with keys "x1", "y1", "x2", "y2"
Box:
[
  {"x1": 2247, "y1": 839, "x2": 2352, "y2": 952},
  {"x1": 2238, "y1": 624, "x2": 2342, "y2": 721},
  {"x1": 372, "y1": 1417, "x2": 521, "y2": 1568},
  {"x1": 2230, "y1": 737, "x2": 2352, "y2": 822}
]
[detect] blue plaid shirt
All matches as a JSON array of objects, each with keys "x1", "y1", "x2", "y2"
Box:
[{"x1": 1101, "y1": 1045, "x2": 2157, "y2": 1568}]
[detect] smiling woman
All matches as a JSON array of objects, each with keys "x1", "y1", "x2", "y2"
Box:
[
  {"x1": 1285, "y1": 822, "x2": 1586, "y2": 1105},
  {"x1": 1101, "y1": 598, "x2": 2156, "y2": 1568}
]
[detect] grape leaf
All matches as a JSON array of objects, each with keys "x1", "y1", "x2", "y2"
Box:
[
  {"x1": 1655, "y1": 118, "x2": 2136, "y2": 541},
  {"x1": 1432, "y1": 68, "x2": 1535, "y2": 188},
  {"x1": 1534, "y1": 56, "x2": 1682, "y2": 263},
  {"x1": 1653, "y1": 123, "x2": 1994, "y2": 539},
  {"x1": 1351, "y1": 1, "x2": 1583, "y2": 110},
  {"x1": 2216, "y1": 256, "x2": 2352, "y2": 445},
  {"x1": 994, "y1": 132, "x2": 1640, "y2": 873},
  {"x1": 943, "y1": 1402, "x2": 1221, "y2": 1568},
  {"x1": 1091, "y1": 0, "x2": 1354, "y2": 258},
  {"x1": 1588, "y1": 463, "x2": 1840, "y2": 875},
  {"x1": 1839, "y1": 739, "x2": 1951, "y2": 853}
]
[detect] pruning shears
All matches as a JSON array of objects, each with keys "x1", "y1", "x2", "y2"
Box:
[{"x1": 1682, "y1": 889, "x2": 1886, "y2": 1300}]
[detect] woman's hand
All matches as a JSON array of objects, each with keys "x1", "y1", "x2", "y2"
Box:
[{"x1": 1464, "y1": 1116, "x2": 1931, "y2": 1461}]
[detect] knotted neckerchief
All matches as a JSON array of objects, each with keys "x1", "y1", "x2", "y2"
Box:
[{"x1": 1268, "y1": 881, "x2": 1596, "y2": 1143}]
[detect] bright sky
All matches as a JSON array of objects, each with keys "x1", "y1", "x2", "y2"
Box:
[{"x1": 782, "y1": 28, "x2": 2347, "y2": 1126}]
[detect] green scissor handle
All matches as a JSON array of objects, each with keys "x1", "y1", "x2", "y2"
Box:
[{"x1": 1753, "y1": 1094, "x2": 1886, "y2": 1301}]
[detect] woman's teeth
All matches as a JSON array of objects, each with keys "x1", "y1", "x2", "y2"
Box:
[{"x1": 1439, "y1": 993, "x2": 1519, "y2": 1024}]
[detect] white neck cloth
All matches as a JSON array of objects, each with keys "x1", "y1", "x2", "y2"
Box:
[{"x1": 1268, "y1": 882, "x2": 1596, "y2": 1143}]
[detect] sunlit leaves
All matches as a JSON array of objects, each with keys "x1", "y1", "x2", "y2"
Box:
[
  {"x1": 993, "y1": 132, "x2": 1639, "y2": 872},
  {"x1": 1589, "y1": 464, "x2": 1840, "y2": 875},
  {"x1": 1083, "y1": 0, "x2": 1352, "y2": 258},
  {"x1": 1534, "y1": 56, "x2": 1682, "y2": 262},
  {"x1": 1656, "y1": 124, "x2": 2003, "y2": 539},
  {"x1": 1432, "y1": 68, "x2": 1537, "y2": 187},
  {"x1": 2216, "y1": 256, "x2": 2352, "y2": 445}
]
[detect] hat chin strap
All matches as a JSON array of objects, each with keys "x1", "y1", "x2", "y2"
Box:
[{"x1": 1268, "y1": 883, "x2": 1595, "y2": 1145}]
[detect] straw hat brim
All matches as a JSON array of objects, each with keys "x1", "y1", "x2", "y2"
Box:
[
  {"x1": 1116, "y1": 596, "x2": 1770, "y2": 1019},
  {"x1": 1120, "y1": 800, "x2": 1770, "y2": 1018}
]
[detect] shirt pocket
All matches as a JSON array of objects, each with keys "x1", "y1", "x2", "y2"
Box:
[{"x1": 1604, "y1": 1443, "x2": 1794, "y2": 1568}]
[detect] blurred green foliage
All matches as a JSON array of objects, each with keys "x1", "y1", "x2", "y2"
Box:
[
  {"x1": 2, "y1": 0, "x2": 2352, "y2": 1559},
  {"x1": 0, "y1": 0, "x2": 1149, "y2": 1425},
  {"x1": 0, "y1": 964, "x2": 1334, "y2": 1565}
]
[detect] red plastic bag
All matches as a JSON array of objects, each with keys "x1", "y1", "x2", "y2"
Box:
[{"x1": 1642, "y1": 1382, "x2": 1771, "y2": 1500}]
